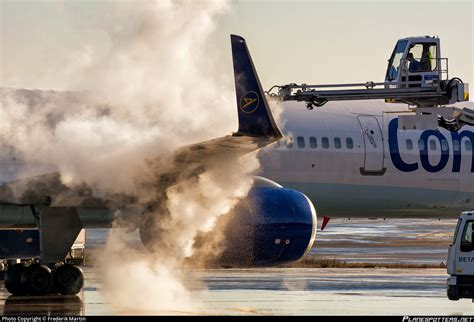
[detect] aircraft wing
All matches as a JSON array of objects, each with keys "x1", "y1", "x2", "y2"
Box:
[{"x1": 0, "y1": 35, "x2": 281, "y2": 208}]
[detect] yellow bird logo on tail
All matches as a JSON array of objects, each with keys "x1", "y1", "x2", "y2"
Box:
[{"x1": 240, "y1": 91, "x2": 260, "y2": 113}]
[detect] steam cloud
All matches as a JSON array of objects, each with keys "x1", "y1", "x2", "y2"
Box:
[{"x1": 1, "y1": 0, "x2": 260, "y2": 313}]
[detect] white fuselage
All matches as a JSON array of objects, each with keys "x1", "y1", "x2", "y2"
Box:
[{"x1": 259, "y1": 100, "x2": 474, "y2": 218}]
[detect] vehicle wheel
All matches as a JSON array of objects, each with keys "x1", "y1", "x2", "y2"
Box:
[
  {"x1": 447, "y1": 286, "x2": 460, "y2": 301},
  {"x1": 54, "y1": 264, "x2": 84, "y2": 295},
  {"x1": 4, "y1": 264, "x2": 26, "y2": 296},
  {"x1": 20, "y1": 264, "x2": 53, "y2": 296}
]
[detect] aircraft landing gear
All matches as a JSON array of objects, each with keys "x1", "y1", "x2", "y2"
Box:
[
  {"x1": 4, "y1": 264, "x2": 27, "y2": 296},
  {"x1": 20, "y1": 264, "x2": 53, "y2": 296},
  {"x1": 4, "y1": 263, "x2": 84, "y2": 296},
  {"x1": 54, "y1": 264, "x2": 84, "y2": 295}
]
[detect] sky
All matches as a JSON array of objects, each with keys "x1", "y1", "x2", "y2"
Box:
[{"x1": 1, "y1": 0, "x2": 473, "y2": 96}]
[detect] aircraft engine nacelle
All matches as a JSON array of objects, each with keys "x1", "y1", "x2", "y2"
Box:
[
  {"x1": 139, "y1": 177, "x2": 317, "y2": 267},
  {"x1": 213, "y1": 177, "x2": 317, "y2": 267}
]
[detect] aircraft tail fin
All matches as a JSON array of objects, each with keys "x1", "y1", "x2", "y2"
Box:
[{"x1": 231, "y1": 34, "x2": 282, "y2": 139}]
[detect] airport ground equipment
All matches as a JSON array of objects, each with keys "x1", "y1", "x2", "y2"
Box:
[
  {"x1": 0, "y1": 229, "x2": 86, "y2": 264},
  {"x1": 447, "y1": 211, "x2": 474, "y2": 300},
  {"x1": 0, "y1": 229, "x2": 87, "y2": 295},
  {"x1": 268, "y1": 36, "x2": 471, "y2": 132}
]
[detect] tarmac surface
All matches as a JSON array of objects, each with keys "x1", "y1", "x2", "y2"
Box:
[
  {"x1": 1, "y1": 266, "x2": 473, "y2": 315},
  {"x1": 1, "y1": 218, "x2": 473, "y2": 315}
]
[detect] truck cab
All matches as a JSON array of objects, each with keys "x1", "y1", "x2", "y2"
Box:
[
  {"x1": 385, "y1": 36, "x2": 444, "y2": 89},
  {"x1": 447, "y1": 211, "x2": 474, "y2": 300}
]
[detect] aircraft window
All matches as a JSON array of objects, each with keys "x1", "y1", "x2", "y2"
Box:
[
  {"x1": 309, "y1": 137, "x2": 317, "y2": 149},
  {"x1": 406, "y1": 139, "x2": 413, "y2": 151},
  {"x1": 453, "y1": 140, "x2": 460, "y2": 152},
  {"x1": 322, "y1": 137, "x2": 330, "y2": 149},
  {"x1": 334, "y1": 137, "x2": 342, "y2": 149},
  {"x1": 346, "y1": 138, "x2": 354, "y2": 149},
  {"x1": 418, "y1": 139, "x2": 425, "y2": 150},
  {"x1": 297, "y1": 136, "x2": 305, "y2": 148},
  {"x1": 466, "y1": 141, "x2": 472, "y2": 151},
  {"x1": 286, "y1": 137, "x2": 293, "y2": 149},
  {"x1": 441, "y1": 140, "x2": 449, "y2": 152},
  {"x1": 429, "y1": 139, "x2": 437, "y2": 151}
]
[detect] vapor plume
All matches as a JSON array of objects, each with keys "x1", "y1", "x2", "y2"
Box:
[{"x1": 1, "y1": 0, "x2": 260, "y2": 313}]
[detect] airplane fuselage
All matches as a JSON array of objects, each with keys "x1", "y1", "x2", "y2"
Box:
[{"x1": 259, "y1": 100, "x2": 474, "y2": 218}]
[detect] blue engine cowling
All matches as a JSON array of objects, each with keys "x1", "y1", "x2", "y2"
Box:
[{"x1": 213, "y1": 177, "x2": 317, "y2": 267}]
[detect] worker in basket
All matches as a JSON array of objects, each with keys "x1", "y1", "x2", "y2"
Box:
[{"x1": 407, "y1": 52, "x2": 420, "y2": 72}]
